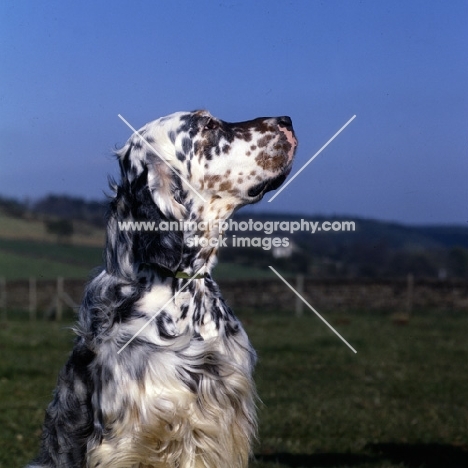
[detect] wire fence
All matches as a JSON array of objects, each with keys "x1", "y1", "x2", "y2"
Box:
[{"x1": 1, "y1": 275, "x2": 467, "y2": 321}]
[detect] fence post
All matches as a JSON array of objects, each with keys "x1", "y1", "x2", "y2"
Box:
[
  {"x1": 56, "y1": 277, "x2": 64, "y2": 321},
  {"x1": 295, "y1": 274, "x2": 304, "y2": 317},
  {"x1": 0, "y1": 277, "x2": 6, "y2": 321},
  {"x1": 29, "y1": 277, "x2": 37, "y2": 321}
]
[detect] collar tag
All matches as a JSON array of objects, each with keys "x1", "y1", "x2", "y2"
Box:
[{"x1": 174, "y1": 271, "x2": 206, "y2": 280}]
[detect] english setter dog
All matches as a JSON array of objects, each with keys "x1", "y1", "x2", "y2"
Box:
[{"x1": 28, "y1": 110, "x2": 297, "y2": 468}]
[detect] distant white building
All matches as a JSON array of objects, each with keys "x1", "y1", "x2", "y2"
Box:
[{"x1": 272, "y1": 241, "x2": 296, "y2": 259}]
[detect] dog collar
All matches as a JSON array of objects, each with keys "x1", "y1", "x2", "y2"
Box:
[{"x1": 174, "y1": 271, "x2": 207, "y2": 280}]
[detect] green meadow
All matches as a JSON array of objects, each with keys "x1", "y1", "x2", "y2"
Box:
[
  {"x1": 1, "y1": 213, "x2": 467, "y2": 466},
  {"x1": 1, "y1": 311, "x2": 467, "y2": 467},
  {"x1": 0, "y1": 213, "x2": 273, "y2": 280}
]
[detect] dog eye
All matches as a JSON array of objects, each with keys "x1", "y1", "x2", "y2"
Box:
[{"x1": 204, "y1": 119, "x2": 218, "y2": 131}]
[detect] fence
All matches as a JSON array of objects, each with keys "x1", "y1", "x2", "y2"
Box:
[
  {"x1": 1, "y1": 275, "x2": 467, "y2": 321},
  {"x1": 0, "y1": 277, "x2": 81, "y2": 321}
]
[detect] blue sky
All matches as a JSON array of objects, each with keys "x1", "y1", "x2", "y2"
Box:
[{"x1": 1, "y1": 0, "x2": 467, "y2": 225}]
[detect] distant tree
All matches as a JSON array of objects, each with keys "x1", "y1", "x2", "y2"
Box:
[
  {"x1": 448, "y1": 247, "x2": 468, "y2": 278},
  {"x1": 45, "y1": 219, "x2": 74, "y2": 243},
  {"x1": 34, "y1": 194, "x2": 107, "y2": 227},
  {"x1": 0, "y1": 195, "x2": 27, "y2": 218},
  {"x1": 387, "y1": 251, "x2": 438, "y2": 278}
]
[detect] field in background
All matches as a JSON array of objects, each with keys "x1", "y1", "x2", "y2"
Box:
[
  {"x1": 0, "y1": 239, "x2": 102, "y2": 279},
  {"x1": 0, "y1": 212, "x2": 105, "y2": 247},
  {"x1": 0, "y1": 216, "x2": 275, "y2": 280},
  {"x1": 1, "y1": 311, "x2": 467, "y2": 467},
  {"x1": 0, "y1": 212, "x2": 105, "y2": 280}
]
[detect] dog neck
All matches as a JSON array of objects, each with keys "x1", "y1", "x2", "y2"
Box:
[{"x1": 173, "y1": 198, "x2": 236, "y2": 278}]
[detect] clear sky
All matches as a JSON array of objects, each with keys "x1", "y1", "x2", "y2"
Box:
[{"x1": 1, "y1": 0, "x2": 467, "y2": 225}]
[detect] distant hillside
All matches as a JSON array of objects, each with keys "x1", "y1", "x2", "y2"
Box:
[
  {"x1": 33, "y1": 194, "x2": 107, "y2": 227},
  {"x1": 0, "y1": 241, "x2": 102, "y2": 280},
  {"x1": 1, "y1": 194, "x2": 467, "y2": 279},
  {"x1": 235, "y1": 211, "x2": 468, "y2": 250},
  {"x1": 224, "y1": 212, "x2": 468, "y2": 278},
  {"x1": 0, "y1": 209, "x2": 106, "y2": 279},
  {"x1": 3, "y1": 193, "x2": 466, "y2": 249},
  {"x1": 0, "y1": 211, "x2": 105, "y2": 247},
  {"x1": 0, "y1": 194, "x2": 107, "y2": 228}
]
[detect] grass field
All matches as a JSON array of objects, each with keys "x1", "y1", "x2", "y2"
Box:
[
  {"x1": 0, "y1": 241, "x2": 101, "y2": 279},
  {"x1": 0, "y1": 212, "x2": 288, "y2": 280},
  {"x1": 0, "y1": 210, "x2": 291, "y2": 281},
  {"x1": 0, "y1": 213, "x2": 105, "y2": 279},
  {"x1": 0, "y1": 237, "x2": 277, "y2": 281},
  {"x1": 1, "y1": 311, "x2": 467, "y2": 467},
  {"x1": 0, "y1": 213, "x2": 105, "y2": 246}
]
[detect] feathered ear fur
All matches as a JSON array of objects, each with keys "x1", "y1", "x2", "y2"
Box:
[
  {"x1": 130, "y1": 166, "x2": 184, "y2": 272},
  {"x1": 105, "y1": 142, "x2": 186, "y2": 277}
]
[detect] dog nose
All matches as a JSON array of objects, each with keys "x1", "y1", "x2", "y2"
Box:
[{"x1": 277, "y1": 116, "x2": 293, "y2": 130}]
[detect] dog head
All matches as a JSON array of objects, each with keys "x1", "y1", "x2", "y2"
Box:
[{"x1": 106, "y1": 110, "x2": 297, "y2": 277}]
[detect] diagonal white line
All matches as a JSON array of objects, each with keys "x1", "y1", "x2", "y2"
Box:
[
  {"x1": 118, "y1": 114, "x2": 207, "y2": 203},
  {"x1": 268, "y1": 266, "x2": 357, "y2": 353},
  {"x1": 117, "y1": 269, "x2": 205, "y2": 354},
  {"x1": 268, "y1": 114, "x2": 356, "y2": 203}
]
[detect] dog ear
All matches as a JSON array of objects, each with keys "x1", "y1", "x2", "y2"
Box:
[{"x1": 129, "y1": 165, "x2": 185, "y2": 273}]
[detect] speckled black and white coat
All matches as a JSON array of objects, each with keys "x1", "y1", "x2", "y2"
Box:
[{"x1": 28, "y1": 110, "x2": 297, "y2": 468}]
